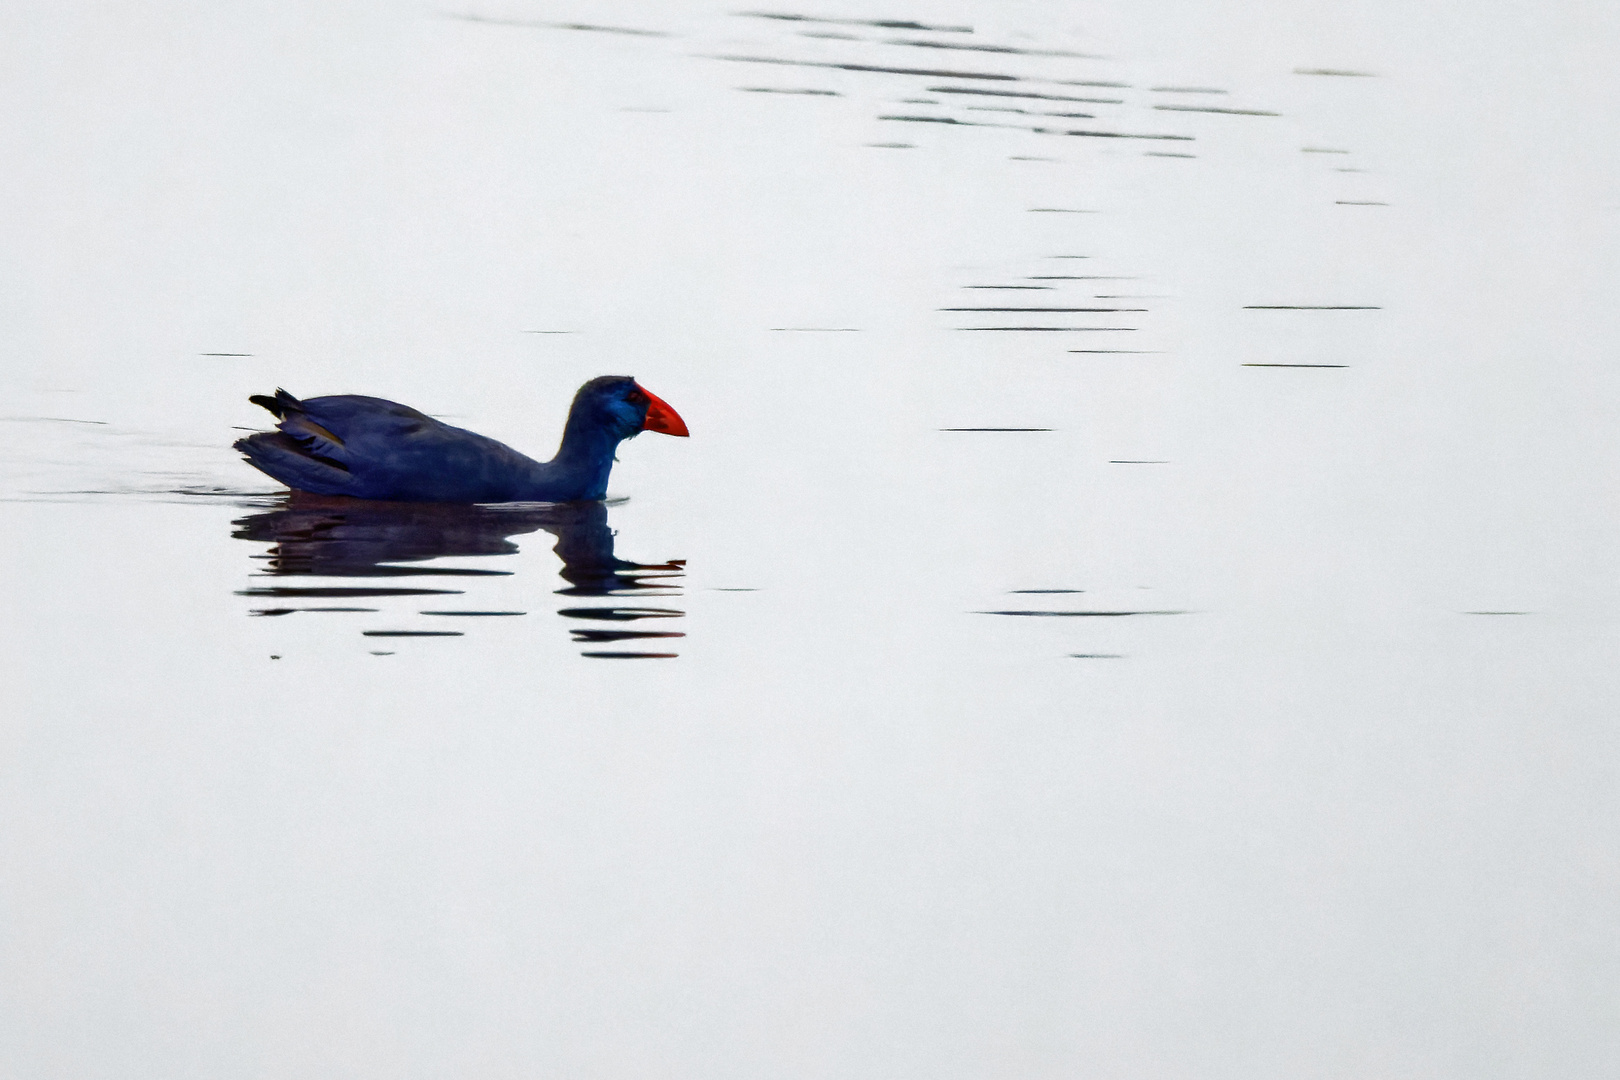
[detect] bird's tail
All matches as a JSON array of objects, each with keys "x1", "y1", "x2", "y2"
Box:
[
  {"x1": 235, "y1": 431, "x2": 357, "y2": 495},
  {"x1": 238, "y1": 389, "x2": 356, "y2": 495},
  {"x1": 248, "y1": 387, "x2": 303, "y2": 419}
]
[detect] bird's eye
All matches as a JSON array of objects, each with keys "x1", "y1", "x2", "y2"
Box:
[{"x1": 627, "y1": 390, "x2": 647, "y2": 405}]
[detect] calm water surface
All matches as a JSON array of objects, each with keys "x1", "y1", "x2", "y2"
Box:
[{"x1": 3, "y1": 1, "x2": 1619, "y2": 1076}]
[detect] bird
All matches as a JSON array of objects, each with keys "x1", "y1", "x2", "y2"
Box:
[{"x1": 235, "y1": 375, "x2": 688, "y2": 503}]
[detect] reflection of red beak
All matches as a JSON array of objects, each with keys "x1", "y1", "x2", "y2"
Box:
[{"x1": 638, "y1": 384, "x2": 689, "y2": 437}]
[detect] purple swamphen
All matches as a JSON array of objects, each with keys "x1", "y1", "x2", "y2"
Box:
[{"x1": 235, "y1": 375, "x2": 688, "y2": 502}]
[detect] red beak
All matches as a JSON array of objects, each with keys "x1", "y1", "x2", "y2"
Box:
[{"x1": 638, "y1": 384, "x2": 689, "y2": 437}]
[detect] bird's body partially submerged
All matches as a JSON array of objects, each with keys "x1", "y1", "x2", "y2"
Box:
[{"x1": 234, "y1": 376, "x2": 687, "y2": 503}]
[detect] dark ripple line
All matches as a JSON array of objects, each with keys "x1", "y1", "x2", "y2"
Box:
[
  {"x1": 928, "y1": 86, "x2": 1123, "y2": 103},
  {"x1": 878, "y1": 115, "x2": 1192, "y2": 142},
  {"x1": 706, "y1": 54, "x2": 1017, "y2": 80},
  {"x1": 238, "y1": 587, "x2": 463, "y2": 598},
  {"x1": 572, "y1": 630, "x2": 687, "y2": 642},
  {"x1": 449, "y1": 13, "x2": 670, "y2": 36},
  {"x1": 740, "y1": 86, "x2": 841, "y2": 95},
  {"x1": 886, "y1": 39, "x2": 1101, "y2": 59},
  {"x1": 738, "y1": 12, "x2": 973, "y2": 33},
  {"x1": 1033, "y1": 127, "x2": 1194, "y2": 141},
  {"x1": 362, "y1": 630, "x2": 465, "y2": 637},
  {"x1": 252, "y1": 565, "x2": 508, "y2": 577},
  {"x1": 1153, "y1": 104, "x2": 1279, "y2": 116},
  {"x1": 880, "y1": 115, "x2": 982, "y2": 124},
  {"x1": 966, "y1": 107, "x2": 1097, "y2": 119},
  {"x1": 558, "y1": 606, "x2": 685, "y2": 621}
]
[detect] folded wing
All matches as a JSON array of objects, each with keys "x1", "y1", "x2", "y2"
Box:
[{"x1": 236, "y1": 389, "x2": 542, "y2": 501}]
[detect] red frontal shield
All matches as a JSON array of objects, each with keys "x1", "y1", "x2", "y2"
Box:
[{"x1": 639, "y1": 385, "x2": 689, "y2": 437}]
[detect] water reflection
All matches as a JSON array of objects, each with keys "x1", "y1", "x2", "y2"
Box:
[{"x1": 231, "y1": 494, "x2": 684, "y2": 659}]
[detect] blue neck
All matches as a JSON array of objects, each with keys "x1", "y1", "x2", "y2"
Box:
[{"x1": 546, "y1": 413, "x2": 628, "y2": 501}]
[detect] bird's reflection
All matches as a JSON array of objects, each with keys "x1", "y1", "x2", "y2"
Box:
[{"x1": 231, "y1": 493, "x2": 684, "y2": 658}]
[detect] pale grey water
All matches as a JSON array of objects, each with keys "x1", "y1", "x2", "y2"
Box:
[{"x1": 3, "y1": 1, "x2": 1619, "y2": 1076}]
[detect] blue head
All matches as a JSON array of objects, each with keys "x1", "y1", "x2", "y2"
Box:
[
  {"x1": 565, "y1": 376, "x2": 689, "y2": 445},
  {"x1": 551, "y1": 376, "x2": 689, "y2": 499}
]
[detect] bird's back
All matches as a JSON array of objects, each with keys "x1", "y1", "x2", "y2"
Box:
[{"x1": 237, "y1": 392, "x2": 549, "y2": 502}]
